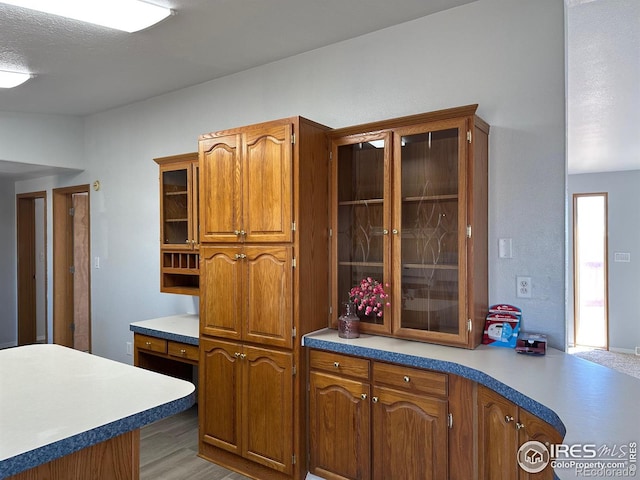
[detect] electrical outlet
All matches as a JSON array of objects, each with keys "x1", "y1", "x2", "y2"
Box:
[
  {"x1": 516, "y1": 276, "x2": 532, "y2": 298},
  {"x1": 126, "y1": 342, "x2": 132, "y2": 356}
]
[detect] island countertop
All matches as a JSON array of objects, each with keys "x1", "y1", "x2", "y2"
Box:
[
  {"x1": 303, "y1": 329, "x2": 640, "y2": 480},
  {"x1": 0, "y1": 344, "x2": 195, "y2": 478}
]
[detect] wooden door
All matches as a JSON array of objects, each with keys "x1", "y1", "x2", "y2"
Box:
[
  {"x1": 199, "y1": 246, "x2": 243, "y2": 339},
  {"x1": 517, "y1": 409, "x2": 563, "y2": 480},
  {"x1": 72, "y1": 193, "x2": 90, "y2": 352},
  {"x1": 478, "y1": 385, "x2": 518, "y2": 480},
  {"x1": 371, "y1": 385, "x2": 448, "y2": 480},
  {"x1": 199, "y1": 338, "x2": 242, "y2": 455},
  {"x1": 199, "y1": 134, "x2": 242, "y2": 243},
  {"x1": 243, "y1": 246, "x2": 293, "y2": 348},
  {"x1": 309, "y1": 371, "x2": 371, "y2": 480},
  {"x1": 243, "y1": 123, "x2": 293, "y2": 243},
  {"x1": 17, "y1": 196, "x2": 36, "y2": 345},
  {"x1": 242, "y1": 345, "x2": 293, "y2": 474}
]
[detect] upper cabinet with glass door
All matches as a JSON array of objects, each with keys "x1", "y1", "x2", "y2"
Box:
[
  {"x1": 154, "y1": 153, "x2": 200, "y2": 296},
  {"x1": 329, "y1": 105, "x2": 489, "y2": 348}
]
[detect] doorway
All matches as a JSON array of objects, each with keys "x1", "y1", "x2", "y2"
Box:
[
  {"x1": 53, "y1": 185, "x2": 91, "y2": 351},
  {"x1": 573, "y1": 193, "x2": 609, "y2": 349},
  {"x1": 16, "y1": 192, "x2": 47, "y2": 345}
]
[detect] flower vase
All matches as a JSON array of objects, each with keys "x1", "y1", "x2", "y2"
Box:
[{"x1": 338, "y1": 301, "x2": 360, "y2": 339}]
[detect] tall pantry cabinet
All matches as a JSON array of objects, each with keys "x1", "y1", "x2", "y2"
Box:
[{"x1": 198, "y1": 117, "x2": 331, "y2": 480}]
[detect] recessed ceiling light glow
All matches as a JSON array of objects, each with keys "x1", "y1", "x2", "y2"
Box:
[
  {"x1": 0, "y1": 70, "x2": 32, "y2": 88},
  {"x1": 1, "y1": 0, "x2": 173, "y2": 33}
]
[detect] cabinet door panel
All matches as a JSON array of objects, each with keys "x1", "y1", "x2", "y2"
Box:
[
  {"x1": 199, "y1": 134, "x2": 242, "y2": 243},
  {"x1": 309, "y1": 371, "x2": 371, "y2": 480},
  {"x1": 478, "y1": 386, "x2": 519, "y2": 480},
  {"x1": 372, "y1": 385, "x2": 448, "y2": 480},
  {"x1": 200, "y1": 247, "x2": 243, "y2": 339},
  {"x1": 200, "y1": 338, "x2": 241, "y2": 454},
  {"x1": 518, "y1": 409, "x2": 563, "y2": 480},
  {"x1": 243, "y1": 346, "x2": 293, "y2": 474},
  {"x1": 392, "y1": 118, "x2": 469, "y2": 345},
  {"x1": 244, "y1": 246, "x2": 293, "y2": 348},
  {"x1": 243, "y1": 124, "x2": 293, "y2": 242}
]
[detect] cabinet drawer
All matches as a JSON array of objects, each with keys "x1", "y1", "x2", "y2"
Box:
[
  {"x1": 373, "y1": 362, "x2": 448, "y2": 397},
  {"x1": 310, "y1": 349, "x2": 370, "y2": 379},
  {"x1": 168, "y1": 341, "x2": 199, "y2": 362},
  {"x1": 135, "y1": 334, "x2": 167, "y2": 354}
]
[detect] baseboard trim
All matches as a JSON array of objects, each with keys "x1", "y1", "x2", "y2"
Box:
[
  {"x1": 0, "y1": 341, "x2": 17, "y2": 350},
  {"x1": 609, "y1": 347, "x2": 636, "y2": 355}
]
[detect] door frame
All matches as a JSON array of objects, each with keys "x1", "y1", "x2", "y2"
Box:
[
  {"x1": 16, "y1": 191, "x2": 47, "y2": 345},
  {"x1": 53, "y1": 184, "x2": 91, "y2": 349}
]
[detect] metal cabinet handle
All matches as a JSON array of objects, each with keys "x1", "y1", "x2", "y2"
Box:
[
  {"x1": 234, "y1": 352, "x2": 241, "y2": 358},
  {"x1": 333, "y1": 361, "x2": 340, "y2": 368},
  {"x1": 234, "y1": 230, "x2": 246, "y2": 236},
  {"x1": 372, "y1": 396, "x2": 379, "y2": 403},
  {"x1": 360, "y1": 393, "x2": 367, "y2": 400},
  {"x1": 383, "y1": 229, "x2": 389, "y2": 235},
  {"x1": 180, "y1": 349, "x2": 187, "y2": 355},
  {"x1": 234, "y1": 253, "x2": 247, "y2": 259},
  {"x1": 145, "y1": 341, "x2": 152, "y2": 346},
  {"x1": 240, "y1": 353, "x2": 247, "y2": 360},
  {"x1": 392, "y1": 229, "x2": 399, "y2": 235},
  {"x1": 516, "y1": 422, "x2": 525, "y2": 430},
  {"x1": 403, "y1": 376, "x2": 410, "y2": 383},
  {"x1": 505, "y1": 415, "x2": 514, "y2": 423}
]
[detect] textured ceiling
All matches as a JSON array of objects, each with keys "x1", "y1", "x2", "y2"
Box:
[
  {"x1": 0, "y1": 0, "x2": 475, "y2": 116},
  {"x1": 0, "y1": 0, "x2": 638, "y2": 177}
]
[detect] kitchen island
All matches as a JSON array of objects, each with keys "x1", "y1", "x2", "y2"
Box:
[{"x1": 0, "y1": 344, "x2": 195, "y2": 479}]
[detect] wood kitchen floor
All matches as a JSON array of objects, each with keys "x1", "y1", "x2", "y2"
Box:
[{"x1": 140, "y1": 405, "x2": 250, "y2": 480}]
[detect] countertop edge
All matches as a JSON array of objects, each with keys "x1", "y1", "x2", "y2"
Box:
[
  {"x1": 0, "y1": 390, "x2": 195, "y2": 478},
  {"x1": 129, "y1": 324, "x2": 199, "y2": 346}
]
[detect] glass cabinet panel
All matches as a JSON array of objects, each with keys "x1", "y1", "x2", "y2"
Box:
[
  {"x1": 397, "y1": 127, "x2": 461, "y2": 334},
  {"x1": 162, "y1": 168, "x2": 189, "y2": 245},
  {"x1": 335, "y1": 136, "x2": 389, "y2": 327}
]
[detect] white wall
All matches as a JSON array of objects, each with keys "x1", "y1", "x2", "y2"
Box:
[
  {"x1": 567, "y1": 170, "x2": 640, "y2": 353},
  {"x1": 0, "y1": 112, "x2": 84, "y2": 168},
  {"x1": 10, "y1": 0, "x2": 566, "y2": 361},
  {"x1": 0, "y1": 177, "x2": 16, "y2": 348}
]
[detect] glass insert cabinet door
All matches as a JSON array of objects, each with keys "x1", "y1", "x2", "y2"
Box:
[
  {"x1": 392, "y1": 119, "x2": 467, "y2": 340},
  {"x1": 331, "y1": 118, "x2": 469, "y2": 341},
  {"x1": 332, "y1": 133, "x2": 392, "y2": 334}
]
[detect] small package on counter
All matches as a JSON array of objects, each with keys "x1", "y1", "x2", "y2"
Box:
[
  {"x1": 482, "y1": 304, "x2": 522, "y2": 348},
  {"x1": 516, "y1": 333, "x2": 547, "y2": 355}
]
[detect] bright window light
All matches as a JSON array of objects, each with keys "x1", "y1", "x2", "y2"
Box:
[
  {"x1": 1, "y1": 0, "x2": 173, "y2": 33},
  {"x1": 0, "y1": 70, "x2": 32, "y2": 88}
]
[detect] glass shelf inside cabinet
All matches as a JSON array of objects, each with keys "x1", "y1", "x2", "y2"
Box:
[
  {"x1": 336, "y1": 140, "x2": 386, "y2": 325},
  {"x1": 399, "y1": 127, "x2": 460, "y2": 334},
  {"x1": 162, "y1": 169, "x2": 189, "y2": 244}
]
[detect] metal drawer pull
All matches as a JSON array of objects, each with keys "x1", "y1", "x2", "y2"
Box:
[
  {"x1": 145, "y1": 341, "x2": 152, "y2": 346},
  {"x1": 361, "y1": 393, "x2": 367, "y2": 400},
  {"x1": 180, "y1": 349, "x2": 187, "y2": 355},
  {"x1": 403, "y1": 376, "x2": 410, "y2": 383},
  {"x1": 505, "y1": 415, "x2": 514, "y2": 423},
  {"x1": 333, "y1": 361, "x2": 340, "y2": 368},
  {"x1": 235, "y1": 352, "x2": 241, "y2": 358}
]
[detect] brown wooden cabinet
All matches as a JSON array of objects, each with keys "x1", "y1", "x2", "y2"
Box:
[
  {"x1": 154, "y1": 152, "x2": 200, "y2": 295},
  {"x1": 133, "y1": 332, "x2": 198, "y2": 381},
  {"x1": 199, "y1": 123, "x2": 293, "y2": 244},
  {"x1": 478, "y1": 385, "x2": 563, "y2": 480},
  {"x1": 199, "y1": 338, "x2": 293, "y2": 475},
  {"x1": 200, "y1": 245, "x2": 293, "y2": 348},
  {"x1": 198, "y1": 116, "x2": 331, "y2": 480},
  {"x1": 329, "y1": 105, "x2": 489, "y2": 348},
  {"x1": 309, "y1": 350, "x2": 449, "y2": 480}
]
